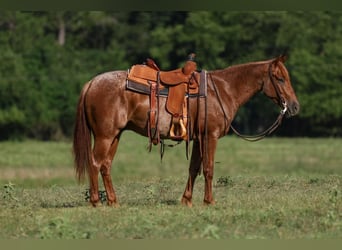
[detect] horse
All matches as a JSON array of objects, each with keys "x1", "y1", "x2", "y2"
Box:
[{"x1": 72, "y1": 55, "x2": 300, "y2": 207}]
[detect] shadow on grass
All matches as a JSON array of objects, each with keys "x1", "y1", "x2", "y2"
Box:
[
  {"x1": 40, "y1": 201, "x2": 86, "y2": 209},
  {"x1": 38, "y1": 188, "x2": 180, "y2": 209}
]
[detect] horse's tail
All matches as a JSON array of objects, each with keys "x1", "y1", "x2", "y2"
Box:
[{"x1": 72, "y1": 81, "x2": 92, "y2": 182}]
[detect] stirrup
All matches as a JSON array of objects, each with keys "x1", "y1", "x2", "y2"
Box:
[{"x1": 170, "y1": 119, "x2": 187, "y2": 140}]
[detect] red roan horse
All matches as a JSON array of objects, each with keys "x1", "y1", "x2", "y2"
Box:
[{"x1": 73, "y1": 55, "x2": 299, "y2": 207}]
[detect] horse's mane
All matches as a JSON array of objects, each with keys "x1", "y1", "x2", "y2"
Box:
[{"x1": 210, "y1": 59, "x2": 274, "y2": 75}]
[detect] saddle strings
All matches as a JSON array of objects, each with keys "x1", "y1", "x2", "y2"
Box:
[{"x1": 208, "y1": 73, "x2": 230, "y2": 135}]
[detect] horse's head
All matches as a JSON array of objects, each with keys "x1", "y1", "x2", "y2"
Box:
[{"x1": 262, "y1": 55, "x2": 300, "y2": 117}]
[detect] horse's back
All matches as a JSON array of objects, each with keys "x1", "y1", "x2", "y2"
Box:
[
  {"x1": 86, "y1": 70, "x2": 128, "y2": 111},
  {"x1": 89, "y1": 70, "x2": 127, "y2": 92}
]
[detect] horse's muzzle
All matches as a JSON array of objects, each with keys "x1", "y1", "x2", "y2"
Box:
[{"x1": 286, "y1": 101, "x2": 300, "y2": 117}]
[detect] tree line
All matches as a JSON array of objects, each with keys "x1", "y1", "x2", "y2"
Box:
[{"x1": 0, "y1": 11, "x2": 341, "y2": 140}]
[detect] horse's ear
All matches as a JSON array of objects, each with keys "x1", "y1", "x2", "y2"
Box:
[
  {"x1": 279, "y1": 53, "x2": 289, "y2": 63},
  {"x1": 273, "y1": 54, "x2": 287, "y2": 65},
  {"x1": 279, "y1": 54, "x2": 288, "y2": 62},
  {"x1": 279, "y1": 47, "x2": 289, "y2": 62}
]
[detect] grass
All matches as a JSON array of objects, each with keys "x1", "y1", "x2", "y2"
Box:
[{"x1": 0, "y1": 132, "x2": 341, "y2": 239}]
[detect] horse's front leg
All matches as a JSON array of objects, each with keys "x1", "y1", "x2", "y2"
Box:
[
  {"x1": 202, "y1": 137, "x2": 218, "y2": 205},
  {"x1": 181, "y1": 140, "x2": 202, "y2": 207}
]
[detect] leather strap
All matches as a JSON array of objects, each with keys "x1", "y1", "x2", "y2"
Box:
[{"x1": 149, "y1": 78, "x2": 159, "y2": 147}]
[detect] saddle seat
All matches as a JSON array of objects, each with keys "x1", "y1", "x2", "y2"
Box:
[{"x1": 127, "y1": 64, "x2": 199, "y2": 92}]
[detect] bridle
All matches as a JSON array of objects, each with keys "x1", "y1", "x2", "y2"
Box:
[
  {"x1": 267, "y1": 61, "x2": 288, "y2": 116},
  {"x1": 212, "y1": 61, "x2": 288, "y2": 142}
]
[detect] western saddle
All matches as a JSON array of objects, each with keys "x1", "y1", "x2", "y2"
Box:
[{"x1": 126, "y1": 53, "x2": 205, "y2": 147}]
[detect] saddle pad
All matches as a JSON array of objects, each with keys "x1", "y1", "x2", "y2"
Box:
[
  {"x1": 126, "y1": 70, "x2": 207, "y2": 98},
  {"x1": 126, "y1": 80, "x2": 167, "y2": 96}
]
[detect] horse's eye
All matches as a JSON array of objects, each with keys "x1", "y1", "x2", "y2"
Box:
[{"x1": 278, "y1": 77, "x2": 285, "y2": 84}]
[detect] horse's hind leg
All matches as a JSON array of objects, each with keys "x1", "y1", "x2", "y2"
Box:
[
  {"x1": 100, "y1": 136, "x2": 120, "y2": 207},
  {"x1": 88, "y1": 151, "x2": 101, "y2": 207},
  {"x1": 90, "y1": 136, "x2": 120, "y2": 207}
]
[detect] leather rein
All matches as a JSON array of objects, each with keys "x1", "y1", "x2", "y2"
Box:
[{"x1": 211, "y1": 62, "x2": 288, "y2": 142}]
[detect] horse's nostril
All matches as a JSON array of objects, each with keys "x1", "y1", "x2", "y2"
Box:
[{"x1": 293, "y1": 102, "x2": 300, "y2": 114}]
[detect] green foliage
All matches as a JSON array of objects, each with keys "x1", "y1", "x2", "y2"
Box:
[
  {"x1": 0, "y1": 11, "x2": 341, "y2": 139},
  {"x1": 277, "y1": 12, "x2": 342, "y2": 135}
]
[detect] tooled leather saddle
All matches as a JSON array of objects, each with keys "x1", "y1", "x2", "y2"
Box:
[{"x1": 126, "y1": 53, "x2": 207, "y2": 147}]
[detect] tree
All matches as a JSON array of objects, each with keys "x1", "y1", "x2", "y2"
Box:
[
  {"x1": 276, "y1": 11, "x2": 342, "y2": 135},
  {"x1": 0, "y1": 11, "x2": 341, "y2": 140}
]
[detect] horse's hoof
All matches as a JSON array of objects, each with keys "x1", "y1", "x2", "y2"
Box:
[
  {"x1": 181, "y1": 197, "x2": 193, "y2": 208},
  {"x1": 108, "y1": 201, "x2": 120, "y2": 208},
  {"x1": 203, "y1": 200, "x2": 216, "y2": 206},
  {"x1": 90, "y1": 201, "x2": 102, "y2": 207}
]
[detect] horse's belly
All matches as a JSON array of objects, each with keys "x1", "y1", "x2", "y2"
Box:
[{"x1": 126, "y1": 95, "x2": 199, "y2": 139}]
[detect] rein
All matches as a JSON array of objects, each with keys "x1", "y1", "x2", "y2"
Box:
[
  {"x1": 211, "y1": 62, "x2": 288, "y2": 142},
  {"x1": 230, "y1": 108, "x2": 286, "y2": 142}
]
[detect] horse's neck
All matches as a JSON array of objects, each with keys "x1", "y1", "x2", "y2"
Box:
[{"x1": 212, "y1": 62, "x2": 268, "y2": 107}]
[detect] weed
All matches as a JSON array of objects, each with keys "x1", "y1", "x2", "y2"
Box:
[
  {"x1": 325, "y1": 187, "x2": 340, "y2": 223},
  {"x1": 201, "y1": 224, "x2": 220, "y2": 239},
  {"x1": 3, "y1": 181, "x2": 19, "y2": 204},
  {"x1": 267, "y1": 179, "x2": 276, "y2": 189},
  {"x1": 144, "y1": 183, "x2": 158, "y2": 204},
  {"x1": 216, "y1": 176, "x2": 234, "y2": 187},
  {"x1": 84, "y1": 189, "x2": 107, "y2": 203},
  {"x1": 308, "y1": 177, "x2": 320, "y2": 184},
  {"x1": 39, "y1": 217, "x2": 91, "y2": 239},
  {"x1": 320, "y1": 190, "x2": 340, "y2": 230},
  {"x1": 328, "y1": 188, "x2": 339, "y2": 206}
]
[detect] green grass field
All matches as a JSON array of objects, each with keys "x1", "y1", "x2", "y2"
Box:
[{"x1": 0, "y1": 132, "x2": 341, "y2": 239}]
